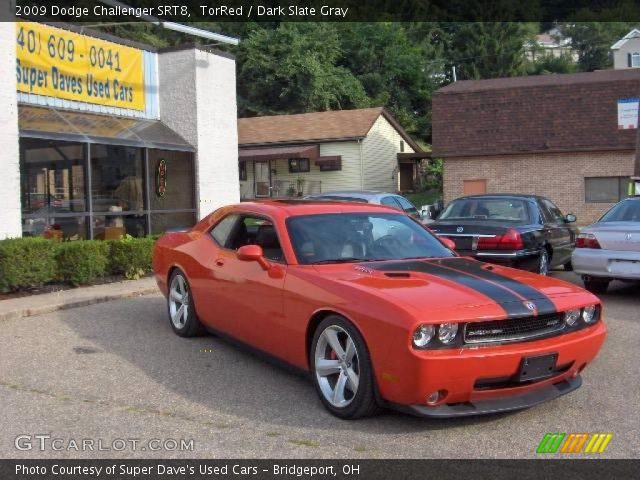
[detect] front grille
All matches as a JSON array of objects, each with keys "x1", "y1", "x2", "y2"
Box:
[{"x1": 464, "y1": 313, "x2": 565, "y2": 344}]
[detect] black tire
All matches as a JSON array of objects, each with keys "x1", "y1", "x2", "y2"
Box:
[
  {"x1": 167, "y1": 269, "x2": 205, "y2": 337},
  {"x1": 564, "y1": 260, "x2": 573, "y2": 271},
  {"x1": 310, "y1": 315, "x2": 380, "y2": 419},
  {"x1": 536, "y1": 248, "x2": 550, "y2": 275},
  {"x1": 583, "y1": 277, "x2": 610, "y2": 294}
]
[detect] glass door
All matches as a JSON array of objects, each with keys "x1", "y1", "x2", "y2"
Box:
[{"x1": 254, "y1": 160, "x2": 272, "y2": 197}]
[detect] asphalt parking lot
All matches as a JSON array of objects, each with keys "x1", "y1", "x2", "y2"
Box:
[{"x1": 0, "y1": 272, "x2": 638, "y2": 459}]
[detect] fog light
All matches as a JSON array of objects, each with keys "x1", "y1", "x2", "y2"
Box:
[
  {"x1": 413, "y1": 324, "x2": 435, "y2": 348},
  {"x1": 438, "y1": 323, "x2": 458, "y2": 344},
  {"x1": 583, "y1": 305, "x2": 597, "y2": 324},
  {"x1": 426, "y1": 390, "x2": 447, "y2": 405},
  {"x1": 564, "y1": 309, "x2": 580, "y2": 327}
]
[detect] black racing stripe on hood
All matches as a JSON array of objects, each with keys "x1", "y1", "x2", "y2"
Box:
[
  {"x1": 368, "y1": 260, "x2": 533, "y2": 319},
  {"x1": 441, "y1": 258, "x2": 557, "y2": 315}
]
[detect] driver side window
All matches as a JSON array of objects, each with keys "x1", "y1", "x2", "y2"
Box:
[{"x1": 228, "y1": 216, "x2": 285, "y2": 263}]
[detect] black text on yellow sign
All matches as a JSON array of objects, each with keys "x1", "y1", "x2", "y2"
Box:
[{"x1": 15, "y1": 22, "x2": 145, "y2": 111}]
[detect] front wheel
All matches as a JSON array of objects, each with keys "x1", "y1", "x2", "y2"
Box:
[
  {"x1": 310, "y1": 316, "x2": 379, "y2": 419},
  {"x1": 537, "y1": 249, "x2": 550, "y2": 276},
  {"x1": 167, "y1": 269, "x2": 204, "y2": 337},
  {"x1": 583, "y1": 277, "x2": 610, "y2": 294}
]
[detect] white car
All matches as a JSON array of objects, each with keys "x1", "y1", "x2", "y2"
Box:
[{"x1": 572, "y1": 197, "x2": 640, "y2": 293}]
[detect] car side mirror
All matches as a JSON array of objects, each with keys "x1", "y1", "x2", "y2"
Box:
[
  {"x1": 237, "y1": 244, "x2": 271, "y2": 270},
  {"x1": 565, "y1": 213, "x2": 577, "y2": 223},
  {"x1": 441, "y1": 237, "x2": 456, "y2": 250}
]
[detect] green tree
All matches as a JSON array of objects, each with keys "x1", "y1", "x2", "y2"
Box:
[
  {"x1": 561, "y1": 22, "x2": 637, "y2": 71},
  {"x1": 236, "y1": 23, "x2": 369, "y2": 116},
  {"x1": 336, "y1": 23, "x2": 446, "y2": 141},
  {"x1": 445, "y1": 22, "x2": 532, "y2": 80}
]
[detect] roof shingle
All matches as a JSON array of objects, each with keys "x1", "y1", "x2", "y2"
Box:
[{"x1": 238, "y1": 107, "x2": 384, "y2": 146}]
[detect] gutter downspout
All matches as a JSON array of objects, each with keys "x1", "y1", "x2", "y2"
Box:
[{"x1": 358, "y1": 139, "x2": 364, "y2": 189}]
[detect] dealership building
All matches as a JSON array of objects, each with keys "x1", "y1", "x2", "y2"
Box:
[
  {"x1": 0, "y1": 18, "x2": 238, "y2": 240},
  {"x1": 432, "y1": 69, "x2": 640, "y2": 225}
]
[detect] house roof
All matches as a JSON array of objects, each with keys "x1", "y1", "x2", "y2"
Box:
[
  {"x1": 432, "y1": 69, "x2": 640, "y2": 158},
  {"x1": 611, "y1": 29, "x2": 640, "y2": 50},
  {"x1": 238, "y1": 107, "x2": 421, "y2": 151}
]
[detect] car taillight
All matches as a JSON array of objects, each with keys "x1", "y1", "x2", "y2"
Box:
[
  {"x1": 477, "y1": 229, "x2": 523, "y2": 250},
  {"x1": 576, "y1": 233, "x2": 601, "y2": 249}
]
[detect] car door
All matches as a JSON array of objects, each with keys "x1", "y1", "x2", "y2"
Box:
[
  {"x1": 203, "y1": 213, "x2": 287, "y2": 352},
  {"x1": 538, "y1": 198, "x2": 574, "y2": 266},
  {"x1": 380, "y1": 195, "x2": 403, "y2": 212}
]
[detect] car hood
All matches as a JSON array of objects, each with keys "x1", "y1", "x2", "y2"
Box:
[{"x1": 312, "y1": 257, "x2": 591, "y2": 321}]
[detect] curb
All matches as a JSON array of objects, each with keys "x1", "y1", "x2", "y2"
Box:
[{"x1": 0, "y1": 287, "x2": 158, "y2": 322}]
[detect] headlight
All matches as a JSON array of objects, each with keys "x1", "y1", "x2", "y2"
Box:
[
  {"x1": 438, "y1": 323, "x2": 458, "y2": 344},
  {"x1": 583, "y1": 305, "x2": 598, "y2": 324},
  {"x1": 564, "y1": 309, "x2": 581, "y2": 327},
  {"x1": 413, "y1": 324, "x2": 435, "y2": 348}
]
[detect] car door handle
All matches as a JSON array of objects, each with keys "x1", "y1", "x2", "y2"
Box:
[{"x1": 215, "y1": 259, "x2": 225, "y2": 267}]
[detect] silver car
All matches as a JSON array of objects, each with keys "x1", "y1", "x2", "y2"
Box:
[
  {"x1": 305, "y1": 191, "x2": 429, "y2": 223},
  {"x1": 572, "y1": 196, "x2": 640, "y2": 293}
]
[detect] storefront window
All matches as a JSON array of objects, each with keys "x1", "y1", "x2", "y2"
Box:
[
  {"x1": 20, "y1": 139, "x2": 195, "y2": 239},
  {"x1": 91, "y1": 145, "x2": 145, "y2": 212},
  {"x1": 20, "y1": 139, "x2": 88, "y2": 239},
  {"x1": 150, "y1": 212, "x2": 197, "y2": 235},
  {"x1": 147, "y1": 150, "x2": 195, "y2": 211},
  {"x1": 92, "y1": 215, "x2": 147, "y2": 239}
]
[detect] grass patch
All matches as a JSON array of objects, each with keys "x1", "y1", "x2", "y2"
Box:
[
  {"x1": 404, "y1": 190, "x2": 441, "y2": 208},
  {"x1": 288, "y1": 439, "x2": 319, "y2": 448}
]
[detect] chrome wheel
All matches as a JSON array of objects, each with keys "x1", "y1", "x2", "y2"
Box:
[
  {"x1": 169, "y1": 273, "x2": 190, "y2": 329},
  {"x1": 538, "y1": 250, "x2": 549, "y2": 276},
  {"x1": 314, "y1": 325, "x2": 360, "y2": 408}
]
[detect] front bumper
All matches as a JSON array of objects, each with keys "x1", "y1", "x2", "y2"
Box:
[
  {"x1": 573, "y1": 249, "x2": 640, "y2": 280},
  {"x1": 377, "y1": 321, "x2": 606, "y2": 417},
  {"x1": 395, "y1": 376, "x2": 581, "y2": 418}
]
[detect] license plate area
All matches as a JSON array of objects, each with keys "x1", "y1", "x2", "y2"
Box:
[{"x1": 518, "y1": 353, "x2": 558, "y2": 382}]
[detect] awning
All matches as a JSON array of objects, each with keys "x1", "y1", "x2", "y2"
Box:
[
  {"x1": 397, "y1": 152, "x2": 431, "y2": 162},
  {"x1": 239, "y1": 144, "x2": 319, "y2": 162},
  {"x1": 18, "y1": 105, "x2": 194, "y2": 151}
]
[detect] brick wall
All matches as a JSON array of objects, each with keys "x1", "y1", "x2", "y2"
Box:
[
  {"x1": 443, "y1": 151, "x2": 635, "y2": 225},
  {"x1": 0, "y1": 20, "x2": 21, "y2": 239}
]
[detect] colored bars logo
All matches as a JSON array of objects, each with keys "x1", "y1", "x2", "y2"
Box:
[{"x1": 537, "y1": 433, "x2": 613, "y2": 454}]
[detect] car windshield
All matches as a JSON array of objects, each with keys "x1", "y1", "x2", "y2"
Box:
[
  {"x1": 438, "y1": 198, "x2": 530, "y2": 223},
  {"x1": 287, "y1": 213, "x2": 454, "y2": 264},
  {"x1": 599, "y1": 199, "x2": 640, "y2": 222}
]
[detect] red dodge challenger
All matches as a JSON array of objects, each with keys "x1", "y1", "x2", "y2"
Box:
[{"x1": 153, "y1": 201, "x2": 606, "y2": 419}]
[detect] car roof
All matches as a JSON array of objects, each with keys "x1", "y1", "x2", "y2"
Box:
[{"x1": 229, "y1": 199, "x2": 400, "y2": 217}]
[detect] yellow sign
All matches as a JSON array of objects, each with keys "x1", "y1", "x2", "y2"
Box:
[{"x1": 16, "y1": 22, "x2": 145, "y2": 111}]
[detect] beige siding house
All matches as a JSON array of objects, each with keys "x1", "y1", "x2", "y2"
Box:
[
  {"x1": 611, "y1": 29, "x2": 640, "y2": 69},
  {"x1": 238, "y1": 108, "x2": 425, "y2": 199}
]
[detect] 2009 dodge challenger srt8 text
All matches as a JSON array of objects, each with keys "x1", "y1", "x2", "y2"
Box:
[{"x1": 153, "y1": 200, "x2": 607, "y2": 419}]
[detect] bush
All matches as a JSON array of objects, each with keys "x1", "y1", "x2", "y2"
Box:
[
  {"x1": 0, "y1": 238, "x2": 57, "y2": 292},
  {"x1": 108, "y1": 235, "x2": 155, "y2": 280},
  {"x1": 55, "y1": 241, "x2": 110, "y2": 286}
]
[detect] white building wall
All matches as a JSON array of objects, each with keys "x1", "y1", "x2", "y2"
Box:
[
  {"x1": 0, "y1": 20, "x2": 21, "y2": 239},
  {"x1": 239, "y1": 141, "x2": 363, "y2": 198},
  {"x1": 613, "y1": 38, "x2": 640, "y2": 69},
  {"x1": 194, "y1": 49, "x2": 239, "y2": 216},
  {"x1": 362, "y1": 115, "x2": 414, "y2": 192},
  {"x1": 158, "y1": 47, "x2": 239, "y2": 218}
]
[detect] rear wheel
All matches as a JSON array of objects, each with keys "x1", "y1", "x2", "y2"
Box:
[
  {"x1": 168, "y1": 269, "x2": 204, "y2": 337},
  {"x1": 564, "y1": 260, "x2": 573, "y2": 271},
  {"x1": 583, "y1": 277, "x2": 610, "y2": 294},
  {"x1": 310, "y1": 316, "x2": 379, "y2": 419}
]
